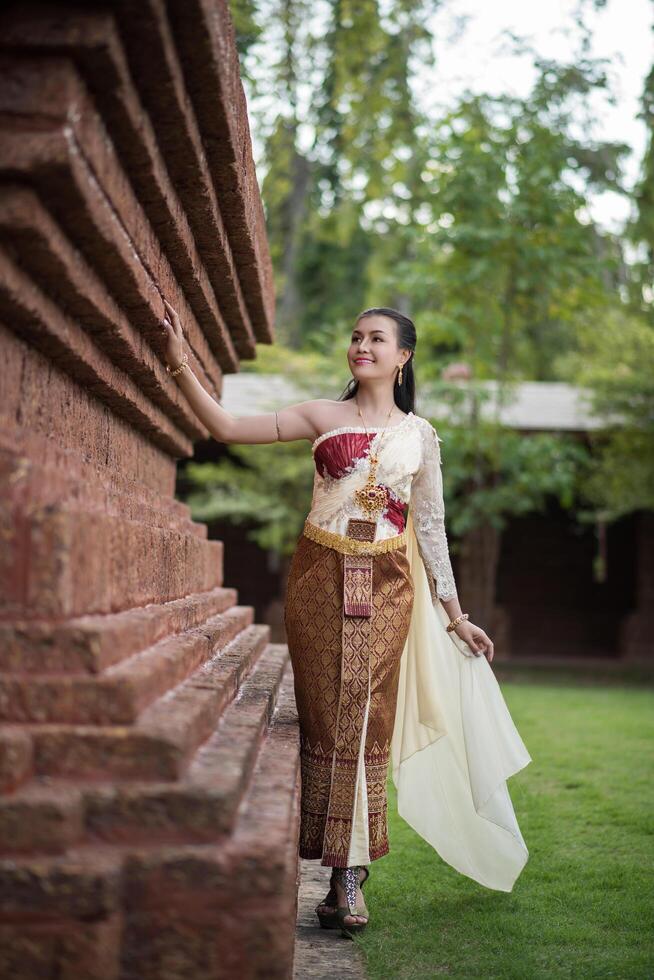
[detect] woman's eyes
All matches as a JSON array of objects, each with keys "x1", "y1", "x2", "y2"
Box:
[{"x1": 352, "y1": 337, "x2": 382, "y2": 341}]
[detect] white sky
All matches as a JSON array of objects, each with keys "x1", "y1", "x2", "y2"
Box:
[
  {"x1": 419, "y1": 0, "x2": 653, "y2": 233},
  {"x1": 246, "y1": 0, "x2": 653, "y2": 235}
]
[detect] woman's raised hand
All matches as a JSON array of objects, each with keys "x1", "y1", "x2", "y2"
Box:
[{"x1": 161, "y1": 298, "x2": 185, "y2": 371}]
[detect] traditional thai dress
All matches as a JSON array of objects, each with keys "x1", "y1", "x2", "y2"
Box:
[{"x1": 284, "y1": 411, "x2": 531, "y2": 892}]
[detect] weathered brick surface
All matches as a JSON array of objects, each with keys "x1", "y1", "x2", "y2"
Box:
[
  {"x1": 120, "y1": 660, "x2": 300, "y2": 980},
  {"x1": 0, "y1": 51, "x2": 238, "y2": 380},
  {"x1": 165, "y1": 0, "x2": 276, "y2": 337},
  {"x1": 0, "y1": 914, "x2": 123, "y2": 980},
  {"x1": 0, "y1": 586, "x2": 237, "y2": 675},
  {"x1": 0, "y1": 185, "x2": 211, "y2": 436},
  {"x1": 0, "y1": 606, "x2": 255, "y2": 723},
  {"x1": 0, "y1": 661, "x2": 299, "y2": 979},
  {"x1": 0, "y1": 247, "x2": 201, "y2": 458},
  {"x1": 0, "y1": 726, "x2": 33, "y2": 793},
  {"x1": 0, "y1": 3, "x2": 298, "y2": 977}
]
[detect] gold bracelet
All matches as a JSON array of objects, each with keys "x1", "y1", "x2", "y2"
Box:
[
  {"x1": 166, "y1": 352, "x2": 188, "y2": 377},
  {"x1": 446, "y1": 612, "x2": 469, "y2": 633}
]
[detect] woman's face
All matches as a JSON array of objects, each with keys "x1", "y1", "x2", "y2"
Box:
[{"x1": 348, "y1": 315, "x2": 407, "y2": 382}]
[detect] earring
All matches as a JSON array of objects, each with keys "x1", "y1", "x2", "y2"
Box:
[{"x1": 397, "y1": 364, "x2": 403, "y2": 386}]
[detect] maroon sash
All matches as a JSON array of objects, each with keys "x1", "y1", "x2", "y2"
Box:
[{"x1": 343, "y1": 518, "x2": 377, "y2": 617}]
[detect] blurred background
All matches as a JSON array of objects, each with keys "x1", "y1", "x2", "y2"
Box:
[{"x1": 181, "y1": 0, "x2": 654, "y2": 668}]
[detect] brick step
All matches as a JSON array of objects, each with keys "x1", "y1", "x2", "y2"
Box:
[
  {"x1": 0, "y1": 410, "x2": 210, "y2": 544},
  {"x1": 0, "y1": 52, "x2": 233, "y2": 387},
  {"x1": 0, "y1": 653, "x2": 299, "y2": 979},
  {"x1": 1, "y1": 497, "x2": 225, "y2": 620},
  {"x1": 0, "y1": 840, "x2": 123, "y2": 922},
  {"x1": 0, "y1": 604, "x2": 253, "y2": 724},
  {"x1": 0, "y1": 781, "x2": 84, "y2": 856},
  {"x1": 0, "y1": 620, "x2": 268, "y2": 828},
  {"x1": 0, "y1": 726, "x2": 32, "y2": 794},
  {"x1": 27, "y1": 623, "x2": 271, "y2": 782},
  {"x1": 0, "y1": 642, "x2": 289, "y2": 855},
  {"x1": 112, "y1": 0, "x2": 275, "y2": 345},
  {"x1": 0, "y1": 225, "x2": 198, "y2": 464},
  {"x1": 120, "y1": 652, "x2": 301, "y2": 978},
  {"x1": 0, "y1": 586, "x2": 236, "y2": 675},
  {"x1": 84, "y1": 643, "x2": 290, "y2": 845}
]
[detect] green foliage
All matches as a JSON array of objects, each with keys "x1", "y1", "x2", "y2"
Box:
[
  {"x1": 184, "y1": 439, "x2": 315, "y2": 557},
  {"x1": 628, "y1": 59, "x2": 654, "y2": 321},
  {"x1": 435, "y1": 421, "x2": 591, "y2": 540},
  {"x1": 423, "y1": 381, "x2": 591, "y2": 540},
  {"x1": 247, "y1": 3, "x2": 636, "y2": 378},
  {"x1": 378, "y1": 77, "x2": 628, "y2": 381},
  {"x1": 228, "y1": 0, "x2": 264, "y2": 68},
  {"x1": 223, "y1": 0, "x2": 654, "y2": 538},
  {"x1": 556, "y1": 307, "x2": 654, "y2": 517}
]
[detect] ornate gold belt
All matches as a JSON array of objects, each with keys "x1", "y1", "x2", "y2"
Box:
[
  {"x1": 302, "y1": 518, "x2": 407, "y2": 556},
  {"x1": 303, "y1": 518, "x2": 408, "y2": 617}
]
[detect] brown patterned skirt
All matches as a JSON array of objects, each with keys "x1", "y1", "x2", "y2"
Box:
[{"x1": 284, "y1": 519, "x2": 415, "y2": 867}]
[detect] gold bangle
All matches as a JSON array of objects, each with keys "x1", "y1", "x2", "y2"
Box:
[
  {"x1": 446, "y1": 612, "x2": 469, "y2": 633},
  {"x1": 166, "y1": 352, "x2": 188, "y2": 377}
]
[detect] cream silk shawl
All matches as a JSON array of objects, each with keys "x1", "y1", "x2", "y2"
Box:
[{"x1": 391, "y1": 508, "x2": 532, "y2": 892}]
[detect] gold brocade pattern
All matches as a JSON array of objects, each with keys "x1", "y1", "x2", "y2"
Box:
[
  {"x1": 342, "y1": 555, "x2": 374, "y2": 616},
  {"x1": 284, "y1": 529, "x2": 415, "y2": 866},
  {"x1": 343, "y1": 517, "x2": 376, "y2": 617}
]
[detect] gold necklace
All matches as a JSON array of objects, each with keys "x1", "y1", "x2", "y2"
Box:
[{"x1": 353, "y1": 398, "x2": 396, "y2": 518}]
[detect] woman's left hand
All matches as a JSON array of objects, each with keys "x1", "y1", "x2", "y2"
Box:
[{"x1": 454, "y1": 620, "x2": 494, "y2": 662}]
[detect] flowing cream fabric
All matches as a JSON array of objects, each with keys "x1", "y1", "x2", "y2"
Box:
[{"x1": 390, "y1": 510, "x2": 532, "y2": 892}]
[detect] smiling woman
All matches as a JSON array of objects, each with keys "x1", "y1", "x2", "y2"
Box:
[{"x1": 160, "y1": 300, "x2": 531, "y2": 938}]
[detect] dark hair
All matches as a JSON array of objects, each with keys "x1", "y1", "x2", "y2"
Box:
[{"x1": 339, "y1": 307, "x2": 417, "y2": 414}]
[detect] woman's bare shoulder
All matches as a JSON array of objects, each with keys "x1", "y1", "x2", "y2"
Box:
[
  {"x1": 284, "y1": 398, "x2": 412, "y2": 438},
  {"x1": 311, "y1": 400, "x2": 413, "y2": 436},
  {"x1": 275, "y1": 398, "x2": 352, "y2": 442},
  {"x1": 309, "y1": 399, "x2": 356, "y2": 436}
]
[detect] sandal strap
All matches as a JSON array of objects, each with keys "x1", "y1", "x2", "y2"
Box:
[{"x1": 334, "y1": 866, "x2": 362, "y2": 915}]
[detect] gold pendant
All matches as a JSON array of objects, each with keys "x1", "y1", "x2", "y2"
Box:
[{"x1": 354, "y1": 457, "x2": 388, "y2": 518}]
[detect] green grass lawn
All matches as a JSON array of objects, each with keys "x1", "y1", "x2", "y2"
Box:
[{"x1": 358, "y1": 675, "x2": 654, "y2": 979}]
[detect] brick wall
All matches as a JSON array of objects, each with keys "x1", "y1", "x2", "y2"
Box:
[{"x1": 0, "y1": 3, "x2": 300, "y2": 977}]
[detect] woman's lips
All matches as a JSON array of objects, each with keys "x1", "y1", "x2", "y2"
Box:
[{"x1": 355, "y1": 358, "x2": 373, "y2": 364}]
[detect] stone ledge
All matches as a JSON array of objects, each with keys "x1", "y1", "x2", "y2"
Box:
[
  {"x1": 0, "y1": 654, "x2": 299, "y2": 979},
  {"x1": 0, "y1": 640, "x2": 287, "y2": 855},
  {"x1": 0, "y1": 605, "x2": 255, "y2": 723},
  {"x1": 0, "y1": 586, "x2": 238, "y2": 675},
  {"x1": 0, "y1": 50, "x2": 237, "y2": 384},
  {"x1": 26, "y1": 619, "x2": 266, "y2": 782},
  {"x1": 0, "y1": 184, "x2": 210, "y2": 437},
  {"x1": 165, "y1": 0, "x2": 276, "y2": 339}
]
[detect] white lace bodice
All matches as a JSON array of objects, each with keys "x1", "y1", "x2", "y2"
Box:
[{"x1": 307, "y1": 412, "x2": 458, "y2": 601}]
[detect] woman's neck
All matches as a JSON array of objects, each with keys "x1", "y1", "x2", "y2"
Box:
[{"x1": 354, "y1": 385, "x2": 398, "y2": 422}]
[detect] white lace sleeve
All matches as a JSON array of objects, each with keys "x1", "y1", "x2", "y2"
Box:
[{"x1": 410, "y1": 422, "x2": 458, "y2": 602}]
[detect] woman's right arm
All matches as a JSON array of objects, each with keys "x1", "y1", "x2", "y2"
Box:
[{"x1": 162, "y1": 299, "x2": 324, "y2": 446}]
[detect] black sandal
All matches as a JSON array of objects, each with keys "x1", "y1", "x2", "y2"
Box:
[
  {"x1": 315, "y1": 870, "x2": 338, "y2": 929},
  {"x1": 315, "y1": 866, "x2": 370, "y2": 930},
  {"x1": 333, "y1": 865, "x2": 370, "y2": 938}
]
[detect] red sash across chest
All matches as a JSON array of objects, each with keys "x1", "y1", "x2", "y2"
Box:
[{"x1": 313, "y1": 432, "x2": 407, "y2": 533}]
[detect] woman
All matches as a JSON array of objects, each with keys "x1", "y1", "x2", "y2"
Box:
[{"x1": 161, "y1": 300, "x2": 532, "y2": 939}]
